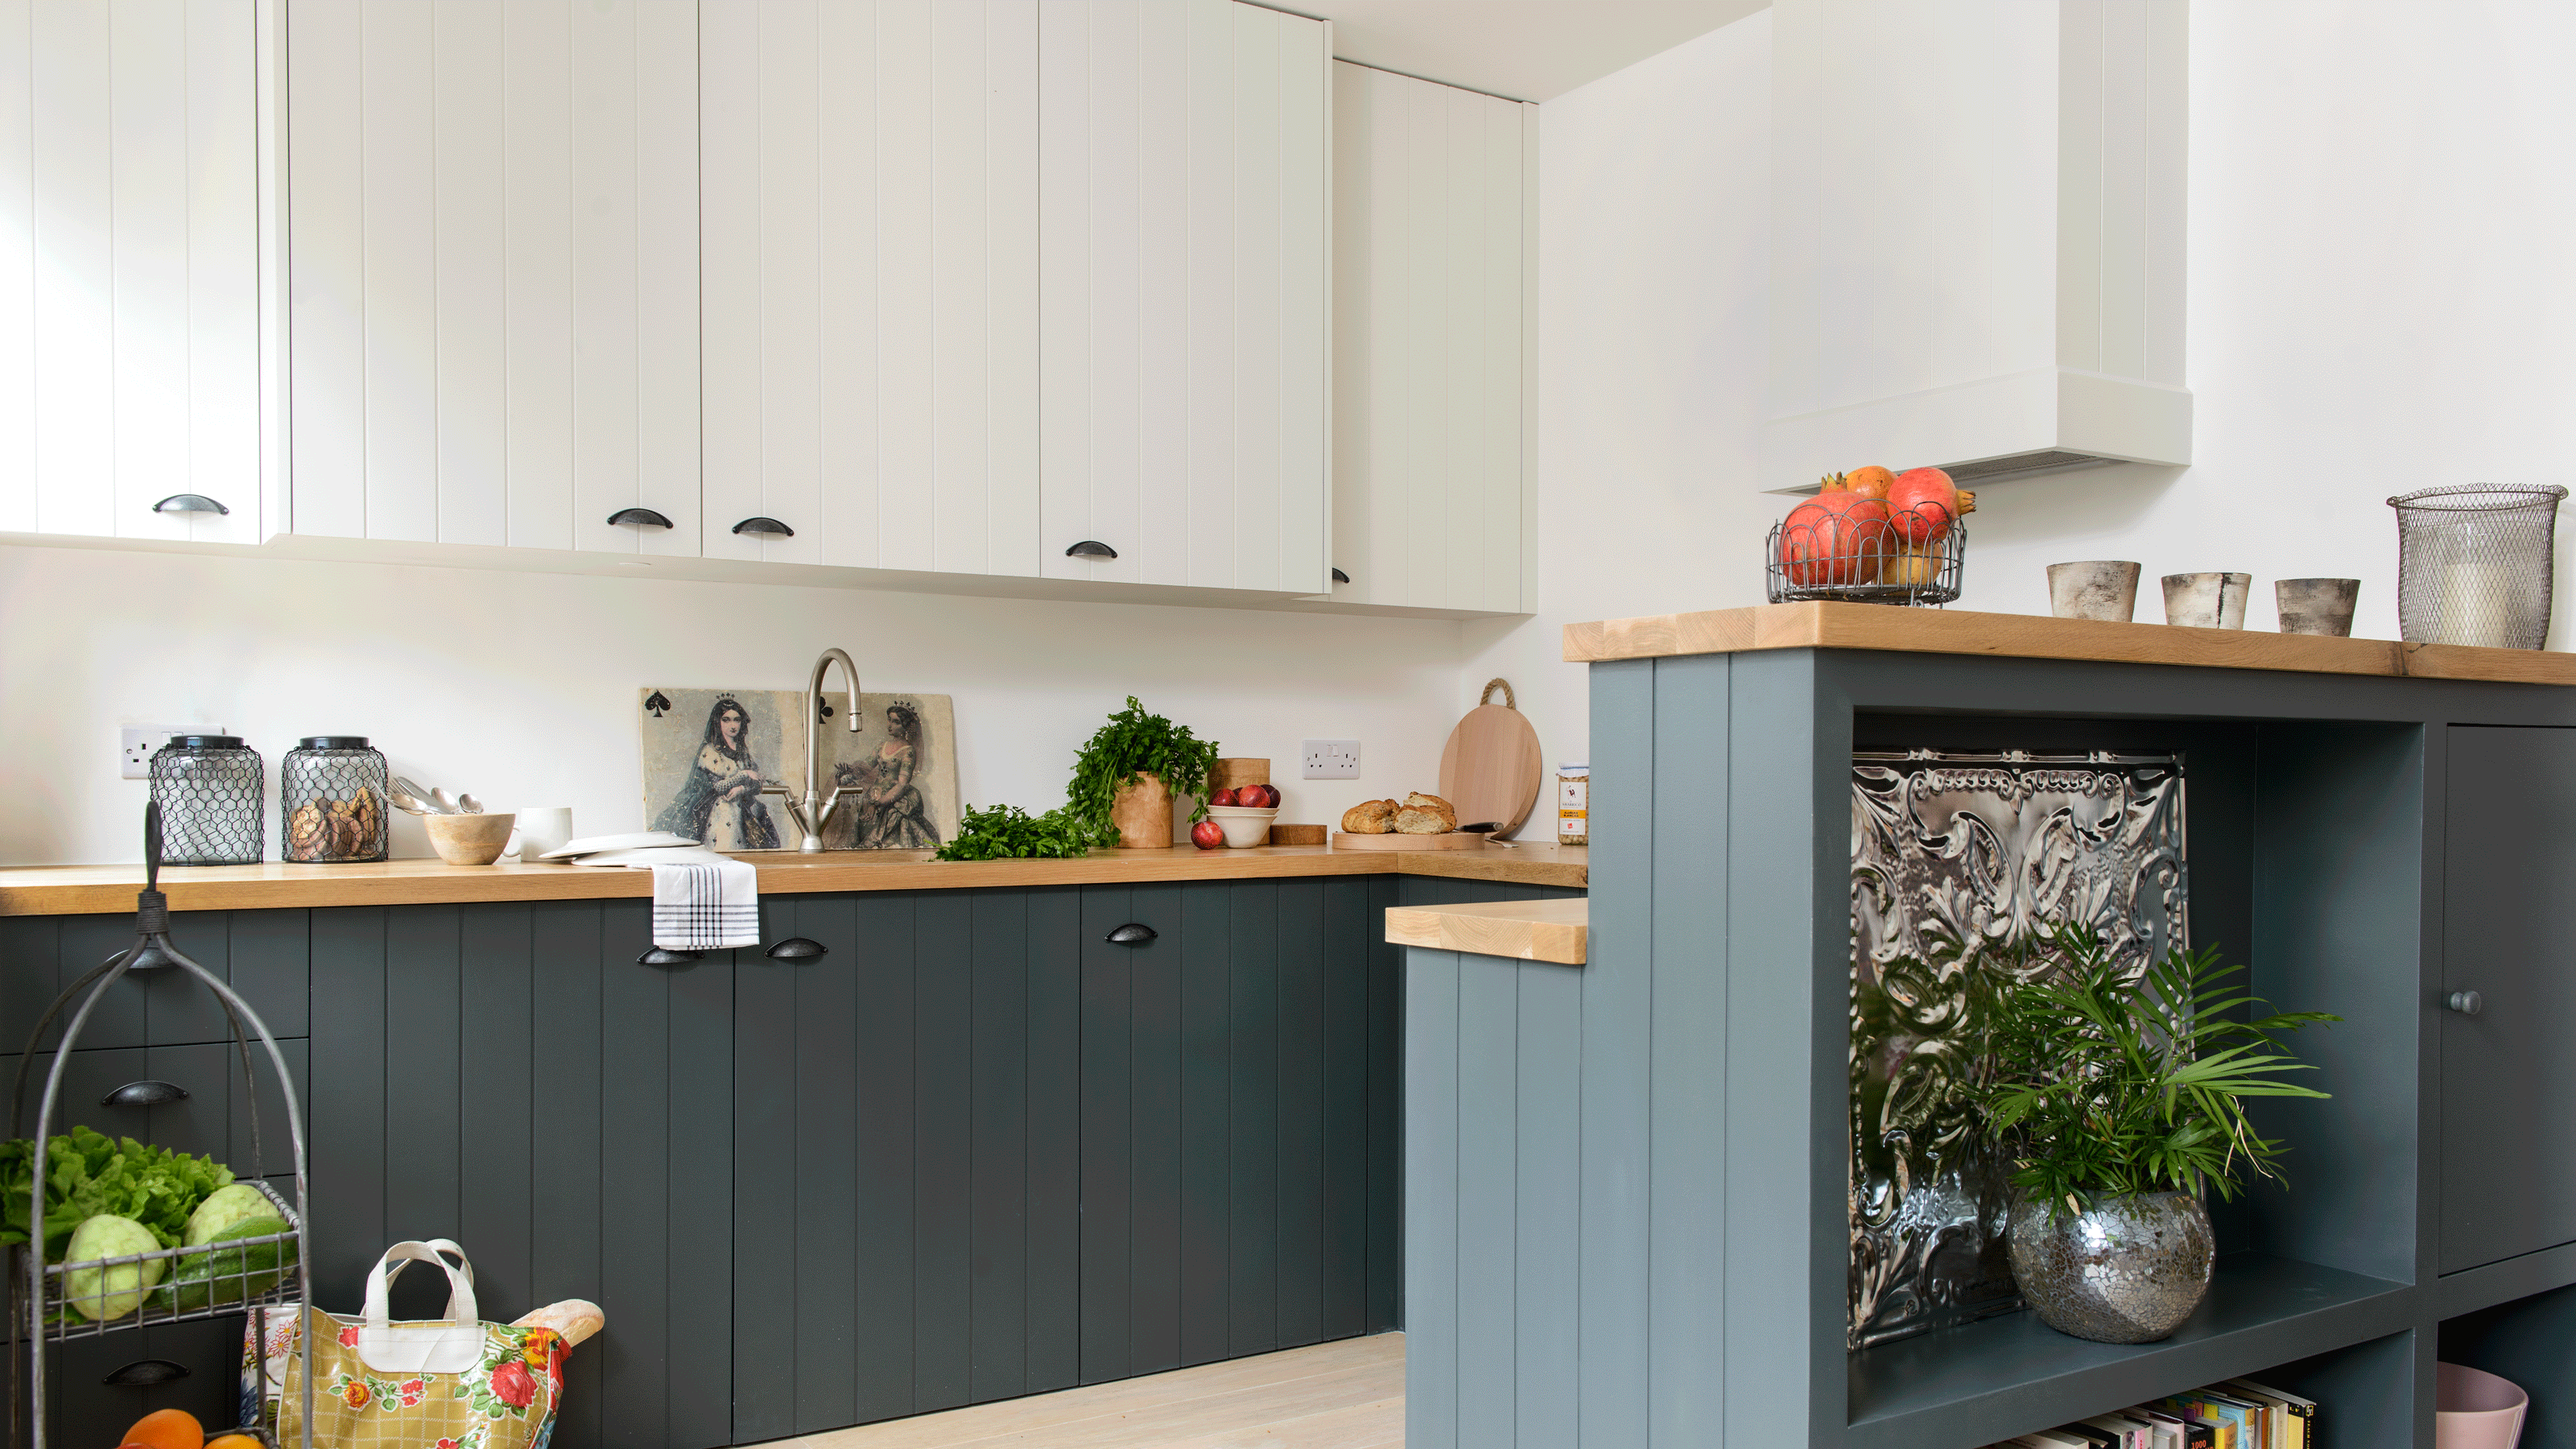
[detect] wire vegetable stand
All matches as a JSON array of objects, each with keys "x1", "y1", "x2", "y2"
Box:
[{"x1": 10, "y1": 804, "x2": 312, "y2": 1449}]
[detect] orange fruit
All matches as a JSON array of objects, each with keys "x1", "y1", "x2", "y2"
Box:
[
  {"x1": 120, "y1": 1409, "x2": 203, "y2": 1449},
  {"x1": 207, "y1": 1436, "x2": 264, "y2": 1449}
]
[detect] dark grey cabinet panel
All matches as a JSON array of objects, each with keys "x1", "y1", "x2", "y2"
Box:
[
  {"x1": 2, "y1": 908, "x2": 308, "y2": 1059},
  {"x1": 2443, "y1": 727, "x2": 2576, "y2": 1274}
]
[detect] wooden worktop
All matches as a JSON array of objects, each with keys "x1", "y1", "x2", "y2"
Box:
[
  {"x1": 1385, "y1": 897, "x2": 1588, "y2": 964},
  {"x1": 0, "y1": 842, "x2": 1587, "y2": 916},
  {"x1": 1563, "y1": 600, "x2": 2576, "y2": 685}
]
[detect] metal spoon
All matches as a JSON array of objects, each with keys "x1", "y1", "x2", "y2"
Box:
[
  {"x1": 458, "y1": 794, "x2": 485, "y2": 815},
  {"x1": 394, "y1": 777, "x2": 446, "y2": 812},
  {"x1": 432, "y1": 786, "x2": 464, "y2": 814},
  {"x1": 389, "y1": 793, "x2": 438, "y2": 816}
]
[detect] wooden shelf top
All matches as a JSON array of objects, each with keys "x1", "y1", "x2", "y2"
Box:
[
  {"x1": 1563, "y1": 601, "x2": 2576, "y2": 685},
  {"x1": 1384, "y1": 897, "x2": 1587, "y2": 964},
  {"x1": 0, "y1": 842, "x2": 1587, "y2": 917}
]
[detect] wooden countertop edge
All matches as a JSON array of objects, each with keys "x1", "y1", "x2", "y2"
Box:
[
  {"x1": 1384, "y1": 898, "x2": 1589, "y2": 964},
  {"x1": 1561, "y1": 601, "x2": 2576, "y2": 686},
  {"x1": 0, "y1": 844, "x2": 1587, "y2": 916}
]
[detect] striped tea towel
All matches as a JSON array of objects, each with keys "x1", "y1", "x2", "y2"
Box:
[{"x1": 647, "y1": 851, "x2": 760, "y2": 949}]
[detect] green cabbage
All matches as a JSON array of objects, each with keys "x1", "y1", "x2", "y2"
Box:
[
  {"x1": 184, "y1": 1183, "x2": 276, "y2": 1245},
  {"x1": 63, "y1": 1213, "x2": 165, "y2": 1321}
]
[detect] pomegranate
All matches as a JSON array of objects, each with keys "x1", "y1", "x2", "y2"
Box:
[
  {"x1": 1780, "y1": 490, "x2": 1890, "y2": 587},
  {"x1": 1888, "y1": 467, "x2": 1976, "y2": 545},
  {"x1": 1880, "y1": 547, "x2": 1940, "y2": 588},
  {"x1": 1843, "y1": 465, "x2": 1896, "y2": 502}
]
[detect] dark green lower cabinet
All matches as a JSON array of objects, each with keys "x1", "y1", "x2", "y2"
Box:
[{"x1": 19, "y1": 874, "x2": 1573, "y2": 1449}]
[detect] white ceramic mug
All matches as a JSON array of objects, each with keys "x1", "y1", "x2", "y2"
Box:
[{"x1": 506, "y1": 807, "x2": 576, "y2": 861}]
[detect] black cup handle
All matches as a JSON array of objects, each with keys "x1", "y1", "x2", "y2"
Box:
[
  {"x1": 103, "y1": 1080, "x2": 189, "y2": 1108},
  {"x1": 607, "y1": 507, "x2": 675, "y2": 529},
  {"x1": 103, "y1": 1360, "x2": 190, "y2": 1387},
  {"x1": 638, "y1": 947, "x2": 704, "y2": 967},
  {"x1": 1106, "y1": 923, "x2": 1157, "y2": 946},
  {"x1": 733, "y1": 516, "x2": 796, "y2": 538},
  {"x1": 1066, "y1": 539, "x2": 1118, "y2": 559},
  {"x1": 766, "y1": 937, "x2": 827, "y2": 960}
]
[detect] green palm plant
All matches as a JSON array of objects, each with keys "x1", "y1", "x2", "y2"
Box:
[{"x1": 1975, "y1": 927, "x2": 2339, "y2": 1216}]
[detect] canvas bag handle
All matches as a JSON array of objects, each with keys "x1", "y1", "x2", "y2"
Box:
[{"x1": 353, "y1": 1239, "x2": 485, "y2": 1374}]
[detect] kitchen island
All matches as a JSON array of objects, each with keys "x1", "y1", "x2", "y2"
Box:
[{"x1": 3, "y1": 842, "x2": 1580, "y2": 1449}]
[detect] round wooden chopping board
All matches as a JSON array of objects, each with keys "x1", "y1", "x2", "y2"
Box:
[{"x1": 1437, "y1": 679, "x2": 1544, "y2": 838}]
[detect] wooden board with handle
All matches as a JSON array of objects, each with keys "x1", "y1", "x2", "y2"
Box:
[
  {"x1": 1437, "y1": 678, "x2": 1545, "y2": 839},
  {"x1": 1331, "y1": 830, "x2": 1492, "y2": 852}
]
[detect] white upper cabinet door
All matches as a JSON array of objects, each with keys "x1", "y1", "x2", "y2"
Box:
[
  {"x1": 1330, "y1": 62, "x2": 1533, "y2": 615},
  {"x1": 287, "y1": 0, "x2": 701, "y2": 554},
  {"x1": 699, "y1": 0, "x2": 1040, "y2": 572},
  {"x1": 0, "y1": 0, "x2": 260, "y2": 543},
  {"x1": 1038, "y1": 0, "x2": 1328, "y2": 592}
]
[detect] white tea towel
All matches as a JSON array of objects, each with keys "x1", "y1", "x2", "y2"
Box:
[{"x1": 646, "y1": 851, "x2": 760, "y2": 949}]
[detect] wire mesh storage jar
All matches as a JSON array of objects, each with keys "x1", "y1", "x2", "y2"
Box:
[
  {"x1": 150, "y1": 735, "x2": 263, "y2": 864},
  {"x1": 2388, "y1": 484, "x2": 2568, "y2": 650},
  {"x1": 281, "y1": 736, "x2": 390, "y2": 862}
]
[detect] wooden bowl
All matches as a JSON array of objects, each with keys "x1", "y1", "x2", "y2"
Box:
[{"x1": 423, "y1": 812, "x2": 516, "y2": 866}]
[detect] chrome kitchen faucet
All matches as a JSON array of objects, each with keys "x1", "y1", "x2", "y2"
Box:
[{"x1": 764, "y1": 646, "x2": 862, "y2": 852}]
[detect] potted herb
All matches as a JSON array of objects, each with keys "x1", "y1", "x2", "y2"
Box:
[
  {"x1": 1974, "y1": 928, "x2": 2337, "y2": 1344},
  {"x1": 1067, "y1": 697, "x2": 1223, "y2": 850}
]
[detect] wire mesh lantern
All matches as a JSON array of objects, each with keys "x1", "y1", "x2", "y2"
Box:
[
  {"x1": 1765, "y1": 504, "x2": 1966, "y2": 607},
  {"x1": 149, "y1": 735, "x2": 264, "y2": 865},
  {"x1": 2388, "y1": 484, "x2": 2567, "y2": 650}
]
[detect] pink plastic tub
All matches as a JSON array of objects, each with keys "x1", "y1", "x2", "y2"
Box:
[{"x1": 2438, "y1": 1363, "x2": 2529, "y2": 1449}]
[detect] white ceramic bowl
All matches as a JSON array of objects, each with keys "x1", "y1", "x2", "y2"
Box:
[{"x1": 1204, "y1": 805, "x2": 1279, "y2": 848}]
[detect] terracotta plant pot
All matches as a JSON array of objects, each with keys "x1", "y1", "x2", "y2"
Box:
[{"x1": 1110, "y1": 774, "x2": 1174, "y2": 850}]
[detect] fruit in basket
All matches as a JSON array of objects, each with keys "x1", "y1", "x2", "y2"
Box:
[
  {"x1": 121, "y1": 1409, "x2": 203, "y2": 1449},
  {"x1": 64, "y1": 1213, "x2": 166, "y2": 1321},
  {"x1": 1843, "y1": 464, "x2": 1897, "y2": 501},
  {"x1": 206, "y1": 1436, "x2": 262, "y2": 1449},
  {"x1": 1780, "y1": 490, "x2": 1891, "y2": 587},
  {"x1": 1889, "y1": 467, "x2": 1976, "y2": 545},
  {"x1": 1880, "y1": 546, "x2": 1942, "y2": 589},
  {"x1": 1209, "y1": 787, "x2": 1238, "y2": 807},
  {"x1": 184, "y1": 1183, "x2": 275, "y2": 1245},
  {"x1": 154, "y1": 1213, "x2": 296, "y2": 1314}
]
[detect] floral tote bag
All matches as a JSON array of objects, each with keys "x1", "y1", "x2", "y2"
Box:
[{"x1": 244, "y1": 1240, "x2": 567, "y2": 1449}]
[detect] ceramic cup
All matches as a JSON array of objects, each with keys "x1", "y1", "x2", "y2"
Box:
[
  {"x1": 507, "y1": 806, "x2": 576, "y2": 861},
  {"x1": 2162, "y1": 572, "x2": 2254, "y2": 629},
  {"x1": 2275, "y1": 578, "x2": 2361, "y2": 637},
  {"x1": 2047, "y1": 561, "x2": 2144, "y2": 622},
  {"x1": 2435, "y1": 1362, "x2": 2529, "y2": 1449}
]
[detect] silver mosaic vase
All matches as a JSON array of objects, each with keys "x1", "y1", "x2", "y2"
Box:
[{"x1": 2006, "y1": 1191, "x2": 2213, "y2": 1344}]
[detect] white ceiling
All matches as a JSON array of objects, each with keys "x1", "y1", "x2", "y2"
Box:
[{"x1": 1285, "y1": 0, "x2": 1769, "y2": 102}]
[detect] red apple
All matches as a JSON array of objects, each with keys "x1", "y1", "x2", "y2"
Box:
[
  {"x1": 1209, "y1": 787, "x2": 1237, "y2": 807},
  {"x1": 1254, "y1": 784, "x2": 1279, "y2": 807},
  {"x1": 1191, "y1": 819, "x2": 1227, "y2": 849}
]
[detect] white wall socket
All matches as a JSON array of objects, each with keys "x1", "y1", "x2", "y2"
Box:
[
  {"x1": 122, "y1": 724, "x2": 225, "y2": 779},
  {"x1": 1302, "y1": 739, "x2": 1361, "y2": 779}
]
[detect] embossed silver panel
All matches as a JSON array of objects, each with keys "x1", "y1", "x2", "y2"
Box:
[{"x1": 1847, "y1": 751, "x2": 2188, "y2": 1350}]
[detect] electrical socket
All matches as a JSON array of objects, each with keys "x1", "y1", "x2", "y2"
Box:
[
  {"x1": 1302, "y1": 739, "x2": 1361, "y2": 779},
  {"x1": 122, "y1": 723, "x2": 225, "y2": 780}
]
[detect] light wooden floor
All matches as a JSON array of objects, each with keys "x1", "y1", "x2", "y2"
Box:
[{"x1": 783, "y1": 1332, "x2": 1405, "y2": 1449}]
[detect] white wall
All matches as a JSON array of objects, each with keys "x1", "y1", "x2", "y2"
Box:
[
  {"x1": 1460, "y1": 11, "x2": 1774, "y2": 782},
  {"x1": 0, "y1": 543, "x2": 1465, "y2": 865},
  {"x1": 1475, "y1": 0, "x2": 2576, "y2": 778}
]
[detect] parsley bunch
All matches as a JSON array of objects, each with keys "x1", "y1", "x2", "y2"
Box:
[
  {"x1": 933, "y1": 803, "x2": 1100, "y2": 861},
  {"x1": 1064, "y1": 696, "x2": 1222, "y2": 845}
]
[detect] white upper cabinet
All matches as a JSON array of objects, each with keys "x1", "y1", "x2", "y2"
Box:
[
  {"x1": 1, "y1": 0, "x2": 261, "y2": 543},
  {"x1": 1038, "y1": 0, "x2": 1330, "y2": 593},
  {"x1": 1330, "y1": 61, "x2": 1534, "y2": 614},
  {"x1": 287, "y1": 0, "x2": 702, "y2": 554},
  {"x1": 698, "y1": 0, "x2": 1040, "y2": 572}
]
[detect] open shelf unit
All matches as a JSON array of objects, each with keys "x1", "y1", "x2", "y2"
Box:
[{"x1": 1575, "y1": 643, "x2": 2576, "y2": 1449}]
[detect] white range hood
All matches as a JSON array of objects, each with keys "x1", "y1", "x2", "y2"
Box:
[{"x1": 1761, "y1": 0, "x2": 2190, "y2": 492}]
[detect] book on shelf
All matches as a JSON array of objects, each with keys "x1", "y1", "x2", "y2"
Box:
[
  {"x1": 1979, "y1": 1379, "x2": 2319, "y2": 1449},
  {"x1": 2082, "y1": 1412, "x2": 2155, "y2": 1449},
  {"x1": 2227, "y1": 1378, "x2": 2317, "y2": 1449}
]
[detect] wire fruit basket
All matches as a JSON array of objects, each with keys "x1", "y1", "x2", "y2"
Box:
[
  {"x1": 1765, "y1": 506, "x2": 1967, "y2": 607},
  {"x1": 11, "y1": 804, "x2": 313, "y2": 1449}
]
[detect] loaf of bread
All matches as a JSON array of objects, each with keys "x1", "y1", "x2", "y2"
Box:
[
  {"x1": 1341, "y1": 799, "x2": 1398, "y2": 834},
  {"x1": 1394, "y1": 792, "x2": 1457, "y2": 835}
]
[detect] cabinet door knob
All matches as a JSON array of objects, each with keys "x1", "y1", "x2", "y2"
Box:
[
  {"x1": 766, "y1": 936, "x2": 827, "y2": 960},
  {"x1": 638, "y1": 947, "x2": 704, "y2": 967},
  {"x1": 2447, "y1": 990, "x2": 2484, "y2": 1015},
  {"x1": 102, "y1": 1360, "x2": 190, "y2": 1387},
  {"x1": 1066, "y1": 539, "x2": 1118, "y2": 559},
  {"x1": 152, "y1": 493, "x2": 230, "y2": 516},
  {"x1": 102, "y1": 1080, "x2": 189, "y2": 1108},
  {"x1": 1106, "y1": 923, "x2": 1157, "y2": 945},
  {"x1": 607, "y1": 507, "x2": 675, "y2": 529},
  {"x1": 733, "y1": 516, "x2": 795, "y2": 538}
]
